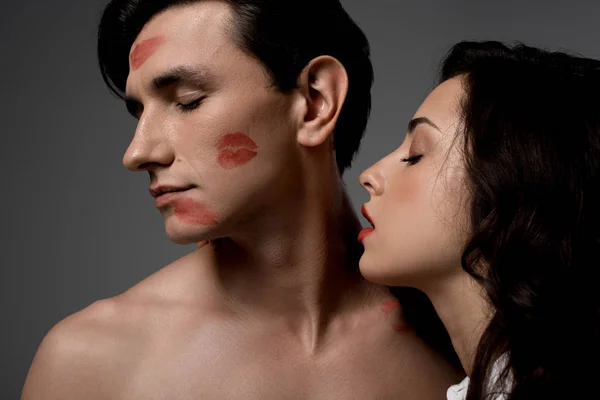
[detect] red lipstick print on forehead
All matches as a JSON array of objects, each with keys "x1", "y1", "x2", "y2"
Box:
[
  {"x1": 130, "y1": 36, "x2": 166, "y2": 71},
  {"x1": 217, "y1": 132, "x2": 258, "y2": 169}
]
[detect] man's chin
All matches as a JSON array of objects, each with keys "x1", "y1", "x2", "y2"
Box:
[{"x1": 164, "y1": 227, "x2": 213, "y2": 246}]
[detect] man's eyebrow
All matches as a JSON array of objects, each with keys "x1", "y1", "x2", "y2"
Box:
[
  {"x1": 407, "y1": 117, "x2": 441, "y2": 135},
  {"x1": 124, "y1": 65, "x2": 216, "y2": 118},
  {"x1": 151, "y1": 65, "x2": 216, "y2": 91}
]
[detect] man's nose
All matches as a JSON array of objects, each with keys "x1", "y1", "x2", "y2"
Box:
[{"x1": 122, "y1": 114, "x2": 175, "y2": 171}]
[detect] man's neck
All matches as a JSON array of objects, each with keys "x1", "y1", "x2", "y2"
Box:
[{"x1": 199, "y1": 175, "x2": 390, "y2": 351}]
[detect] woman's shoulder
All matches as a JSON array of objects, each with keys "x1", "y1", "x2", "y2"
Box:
[
  {"x1": 447, "y1": 376, "x2": 470, "y2": 400},
  {"x1": 447, "y1": 354, "x2": 512, "y2": 400}
]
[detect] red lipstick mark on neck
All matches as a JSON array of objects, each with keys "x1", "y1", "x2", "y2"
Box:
[
  {"x1": 381, "y1": 299, "x2": 413, "y2": 334},
  {"x1": 172, "y1": 198, "x2": 217, "y2": 225},
  {"x1": 217, "y1": 132, "x2": 258, "y2": 169},
  {"x1": 392, "y1": 322, "x2": 412, "y2": 334},
  {"x1": 381, "y1": 299, "x2": 401, "y2": 314},
  {"x1": 130, "y1": 36, "x2": 166, "y2": 71}
]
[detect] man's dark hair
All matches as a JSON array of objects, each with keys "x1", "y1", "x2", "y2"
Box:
[
  {"x1": 442, "y1": 41, "x2": 600, "y2": 399},
  {"x1": 97, "y1": 0, "x2": 374, "y2": 173}
]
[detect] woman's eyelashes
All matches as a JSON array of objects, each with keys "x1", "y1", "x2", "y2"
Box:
[{"x1": 400, "y1": 154, "x2": 423, "y2": 166}]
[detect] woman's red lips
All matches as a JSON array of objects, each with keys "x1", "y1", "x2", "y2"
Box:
[
  {"x1": 359, "y1": 205, "x2": 375, "y2": 242},
  {"x1": 358, "y1": 228, "x2": 375, "y2": 242},
  {"x1": 361, "y1": 204, "x2": 374, "y2": 227}
]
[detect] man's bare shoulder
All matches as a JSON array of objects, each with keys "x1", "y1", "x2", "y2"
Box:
[
  {"x1": 21, "y1": 296, "x2": 135, "y2": 399},
  {"x1": 22, "y1": 248, "x2": 217, "y2": 399}
]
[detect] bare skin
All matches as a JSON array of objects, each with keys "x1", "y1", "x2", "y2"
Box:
[
  {"x1": 23, "y1": 241, "x2": 461, "y2": 399},
  {"x1": 360, "y1": 77, "x2": 493, "y2": 377},
  {"x1": 22, "y1": 3, "x2": 462, "y2": 399}
]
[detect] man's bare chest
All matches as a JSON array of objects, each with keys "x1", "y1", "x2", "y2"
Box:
[
  {"x1": 105, "y1": 305, "x2": 454, "y2": 400},
  {"x1": 116, "y1": 341, "x2": 409, "y2": 400}
]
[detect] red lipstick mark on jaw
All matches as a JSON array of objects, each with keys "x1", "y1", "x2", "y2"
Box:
[
  {"x1": 130, "y1": 36, "x2": 166, "y2": 71},
  {"x1": 172, "y1": 198, "x2": 217, "y2": 225},
  {"x1": 217, "y1": 132, "x2": 258, "y2": 169}
]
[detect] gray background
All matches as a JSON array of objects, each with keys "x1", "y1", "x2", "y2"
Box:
[{"x1": 2, "y1": 0, "x2": 599, "y2": 397}]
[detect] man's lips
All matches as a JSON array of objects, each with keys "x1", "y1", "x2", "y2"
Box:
[
  {"x1": 150, "y1": 185, "x2": 195, "y2": 209},
  {"x1": 149, "y1": 185, "x2": 194, "y2": 198},
  {"x1": 154, "y1": 190, "x2": 192, "y2": 208}
]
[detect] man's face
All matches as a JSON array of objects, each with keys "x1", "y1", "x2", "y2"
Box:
[{"x1": 124, "y1": 2, "x2": 301, "y2": 244}]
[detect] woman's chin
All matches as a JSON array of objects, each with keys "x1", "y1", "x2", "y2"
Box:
[{"x1": 359, "y1": 257, "x2": 395, "y2": 286}]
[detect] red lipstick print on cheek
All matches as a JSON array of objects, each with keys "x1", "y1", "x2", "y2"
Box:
[
  {"x1": 217, "y1": 133, "x2": 258, "y2": 169},
  {"x1": 130, "y1": 36, "x2": 166, "y2": 71},
  {"x1": 172, "y1": 198, "x2": 217, "y2": 225}
]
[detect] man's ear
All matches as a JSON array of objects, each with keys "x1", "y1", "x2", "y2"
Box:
[{"x1": 295, "y1": 56, "x2": 348, "y2": 147}]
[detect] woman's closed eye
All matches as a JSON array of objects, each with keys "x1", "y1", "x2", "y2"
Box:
[{"x1": 400, "y1": 155, "x2": 423, "y2": 166}]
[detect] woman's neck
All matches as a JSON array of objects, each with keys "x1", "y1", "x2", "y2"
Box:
[{"x1": 424, "y1": 272, "x2": 492, "y2": 375}]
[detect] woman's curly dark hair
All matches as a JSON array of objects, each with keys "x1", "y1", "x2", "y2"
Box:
[{"x1": 441, "y1": 41, "x2": 600, "y2": 399}]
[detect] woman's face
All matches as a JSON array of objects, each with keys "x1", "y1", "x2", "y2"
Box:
[{"x1": 359, "y1": 77, "x2": 471, "y2": 289}]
